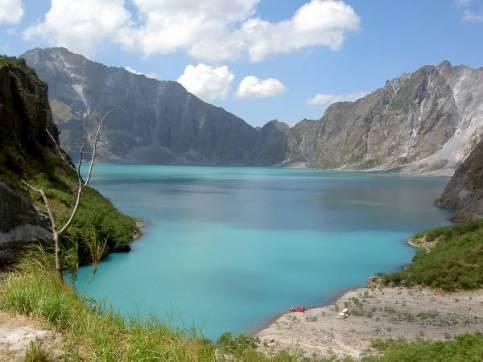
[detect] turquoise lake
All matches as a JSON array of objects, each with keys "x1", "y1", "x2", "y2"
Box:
[{"x1": 75, "y1": 165, "x2": 452, "y2": 339}]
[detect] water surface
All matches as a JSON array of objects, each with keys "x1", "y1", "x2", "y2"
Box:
[{"x1": 75, "y1": 165, "x2": 451, "y2": 339}]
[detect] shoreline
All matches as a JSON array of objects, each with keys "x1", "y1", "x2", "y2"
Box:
[
  {"x1": 254, "y1": 235, "x2": 483, "y2": 359},
  {"x1": 255, "y1": 286, "x2": 483, "y2": 359},
  {"x1": 251, "y1": 233, "x2": 423, "y2": 337},
  {"x1": 250, "y1": 287, "x2": 355, "y2": 337}
]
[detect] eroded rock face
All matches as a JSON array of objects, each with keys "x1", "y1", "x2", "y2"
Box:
[
  {"x1": 22, "y1": 49, "x2": 483, "y2": 174},
  {"x1": 437, "y1": 139, "x2": 483, "y2": 220},
  {"x1": 0, "y1": 57, "x2": 57, "y2": 267},
  {"x1": 0, "y1": 182, "x2": 51, "y2": 266},
  {"x1": 22, "y1": 47, "x2": 289, "y2": 166},
  {"x1": 287, "y1": 61, "x2": 483, "y2": 173}
]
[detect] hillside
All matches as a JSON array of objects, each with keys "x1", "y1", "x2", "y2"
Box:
[
  {"x1": 22, "y1": 48, "x2": 483, "y2": 175},
  {"x1": 287, "y1": 61, "x2": 483, "y2": 174},
  {"x1": 22, "y1": 48, "x2": 287, "y2": 166},
  {"x1": 0, "y1": 56, "x2": 137, "y2": 267}
]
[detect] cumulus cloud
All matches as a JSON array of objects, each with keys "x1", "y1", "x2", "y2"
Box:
[
  {"x1": 24, "y1": 0, "x2": 132, "y2": 55},
  {"x1": 306, "y1": 91, "x2": 368, "y2": 107},
  {"x1": 236, "y1": 76, "x2": 286, "y2": 98},
  {"x1": 124, "y1": 66, "x2": 158, "y2": 79},
  {"x1": 24, "y1": 0, "x2": 360, "y2": 62},
  {"x1": 0, "y1": 0, "x2": 24, "y2": 25},
  {"x1": 177, "y1": 64, "x2": 235, "y2": 101}
]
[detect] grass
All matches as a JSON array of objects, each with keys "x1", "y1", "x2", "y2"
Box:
[
  {"x1": 0, "y1": 255, "x2": 308, "y2": 361},
  {"x1": 380, "y1": 220, "x2": 483, "y2": 291},
  {"x1": 0, "y1": 55, "x2": 138, "y2": 266},
  {"x1": 23, "y1": 342, "x2": 53, "y2": 362},
  {"x1": 5, "y1": 257, "x2": 481, "y2": 362},
  {"x1": 364, "y1": 334, "x2": 483, "y2": 362}
]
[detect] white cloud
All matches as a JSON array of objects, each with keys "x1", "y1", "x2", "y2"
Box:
[
  {"x1": 456, "y1": 0, "x2": 483, "y2": 22},
  {"x1": 24, "y1": 0, "x2": 360, "y2": 62},
  {"x1": 124, "y1": 66, "x2": 158, "y2": 79},
  {"x1": 307, "y1": 91, "x2": 368, "y2": 107},
  {"x1": 241, "y1": 0, "x2": 360, "y2": 61},
  {"x1": 0, "y1": 0, "x2": 24, "y2": 25},
  {"x1": 177, "y1": 64, "x2": 235, "y2": 101},
  {"x1": 236, "y1": 76, "x2": 286, "y2": 98},
  {"x1": 463, "y1": 9, "x2": 483, "y2": 21},
  {"x1": 24, "y1": 0, "x2": 132, "y2": 55}
]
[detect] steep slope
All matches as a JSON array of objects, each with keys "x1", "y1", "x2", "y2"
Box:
[
  {"x1": 0, "y1": 56, "x2": 137, "y2": 266},
  {"x1": 22, "y1": 48, "x2": 287, "y2": 166},
  {"x1": 287, "y1": 61, "x2": 483, "y2": 174},
  {"x1": 437, "y1": 138, "x2": 483, "y2": 221},
  {"x1": 22, "y1": 48, "x2": 483, "y2": 174}
]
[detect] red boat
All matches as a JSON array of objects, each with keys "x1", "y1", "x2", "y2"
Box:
[{"x1": 290, "y1": 305, "x2": 306, "y2": 313}]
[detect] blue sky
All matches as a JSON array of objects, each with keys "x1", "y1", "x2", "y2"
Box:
[{"x1": 1, "y1": 0, "x2": 483, "y2": 126}]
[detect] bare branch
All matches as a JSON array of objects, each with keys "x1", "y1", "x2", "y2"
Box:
[
  {"x1": 58, "y1": 109, "x2": 112, "y2": 235},
  {"x1": 46, "y1": 128, "x2": 76, "y2": 171},
  {"x1": 22, "y1": 180, "x2": 57, "y2": 233},
  {"x1": 83, "y1": 109, "x2": 112, "y2": 187}
]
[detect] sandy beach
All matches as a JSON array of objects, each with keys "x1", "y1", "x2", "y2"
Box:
[{"x1": 256, "y1": 286, "x2": 483, "y2": 359}]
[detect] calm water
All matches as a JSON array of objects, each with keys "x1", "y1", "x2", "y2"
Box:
[{"x1": 75, "y1": 165, "x2": 451, "y2": 339}]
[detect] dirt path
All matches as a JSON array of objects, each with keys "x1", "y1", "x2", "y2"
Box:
[
  {"x1": 0, "y1": 311, "x2": 62, "y2": 361},
  {"x1": 256, "y1": 287, "x2": 483, "y2": 359}
]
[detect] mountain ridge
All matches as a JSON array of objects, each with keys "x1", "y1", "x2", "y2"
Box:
[
  {"x1": 22, "y1": 47, "x2": 288, "y2": 166},
  {"x1": 21, "y1": 48, "x2": 483, "y2": 174}
]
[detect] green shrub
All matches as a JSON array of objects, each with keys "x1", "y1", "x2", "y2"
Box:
[
  {"x1": 381, "y1": 221, "x2": 483, "y2": 291},
  {"x1": 365, "y1": 334, "x2": 483, "y2": 362}
]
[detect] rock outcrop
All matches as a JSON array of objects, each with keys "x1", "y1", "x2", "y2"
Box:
[
  {"x1": 0, "y1": 182, "x2": 51, "y2": 266},
  {"x1": 437, "y1": 138, "x2": 483, "y2": 220},
  {"x1": 287, "y1": 61, "x2": 483, "y2": 174},
  {"x1": 0, "y1": 56, "x2": 57, "y2": 265},
  {"x1": 22, "y1": 47, "x2": 288, "y2": 166},
  {"x1": 0, "y1": 55, "x2": 137, "y2": 267}
]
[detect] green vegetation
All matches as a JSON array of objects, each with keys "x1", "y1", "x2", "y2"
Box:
[
  {"x1": 0, "y1": 55, "x2": 138, "y2": 264},
  {"x1": 23, "y1": 342, "x2": 52, "y2": 362},
  {"x1": 364, "y1": 334, "x2": 483, "y2": 362},
  {"x1": 381, "y1": 221, "x2": 483, "y2": 291},
  {"x1": 0, "y1": 256, "x2": 306, "y2": 361}
]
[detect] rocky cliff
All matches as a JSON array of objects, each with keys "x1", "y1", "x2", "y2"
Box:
[
  {"x1": 22, "y1": 48, "x2": 288, "y2": 166},
  {"x1": 437, "y1": 138, "x2": 483, "y2": 221},
  {"x1": 0, "y1": 56, "x2": 56, "y2": 265},
  {"x1": 0, "y1": 56, "x2": 137, "y2": 267},
  {"x1": 287, "y1": 61, "x2": 483, "y2": 174},
  {"x1": 22, "y1": 49, "x2": 483, "y2": 174}
]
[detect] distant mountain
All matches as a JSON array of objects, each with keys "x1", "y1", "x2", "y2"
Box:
[
  {"x1": 22, "y1": 48, "x2": 288, "y2": 166},
  {"x1": 22, "y1": 48, "x2": 483, "y2": 174},
  {"x1": 286, "y1": 61, "x2": 483, "y2": 174}
]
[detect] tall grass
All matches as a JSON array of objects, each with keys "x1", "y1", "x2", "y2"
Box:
[
  {"x1": 1, "y1": 259, "x2": 215, "y2": 361},
  {"x1": 0, "y1": 253, "x2": 305, "y2": 361}
]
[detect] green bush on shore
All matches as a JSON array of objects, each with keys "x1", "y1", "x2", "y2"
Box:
[{"x1": 381, "y1": 221, "x2": 483, "y2": 291}]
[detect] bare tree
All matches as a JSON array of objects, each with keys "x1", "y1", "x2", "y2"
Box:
[{"x1": 23, "y1": 110, "x2": 112, "y2": 281}]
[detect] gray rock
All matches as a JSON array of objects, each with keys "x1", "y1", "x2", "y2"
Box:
[
  {"x1": 22, "y1": 48, "x2": 289, "y2": 166},
  {"x1": 437, "y1": 138, "x2": 483, "y2": 220},
  {"x1": 22, "y1": 49, "x2": 483, "y2": 174},
  {"x1": 0, "y1": 182, "x2": 51, "y2": 266},
  {"x1": 287, "y1": 61, "x2": 483, "y2": 173}
]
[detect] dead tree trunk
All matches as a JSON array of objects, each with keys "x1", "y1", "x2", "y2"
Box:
[{"x1": 23, "y1": 110, "x2": 112, "y2": 281}]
